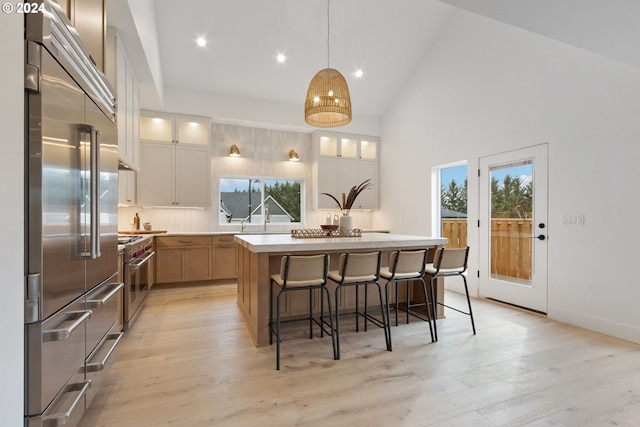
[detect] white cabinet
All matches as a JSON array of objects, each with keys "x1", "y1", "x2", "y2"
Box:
[
  {"x1": 318, "y1": 135, "x2": 378, "y2": 160},
  {"x1": 105, "y1": 27, "x2": 140, "y2": 170},
  {"x1": 137, "y1": 111, "x2": 211, "y2": 207},
  {"x1": 353, "y1": 160, "x2": 378, "y2": 209},
  {"x1": 313, "y1": 132, "x2": 379, "y2": 210},
  {"x1": 139, "y1": 111, "x2": 210, "y2": 146},
  {"x1": 118, "y1": 170, "x2": 136, "y2": 206}
]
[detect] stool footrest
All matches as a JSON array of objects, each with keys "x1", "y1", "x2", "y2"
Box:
[
  {"x1": 394, "y1": 302, "x2": 434, "y2": 323},
  {"x1": 270, "y1": 315, "x2": 334, "y2": 338},
  {"x1": 438, "y1": 302, "x2": 472, "y2": 316}
]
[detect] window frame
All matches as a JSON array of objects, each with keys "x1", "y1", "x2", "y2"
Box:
[
  {"x1": 218, "y1": 175, "x2": 305, "y2": 227},
  {"x1": 431, "y1": 161, "x2": 468, "y2": 237}
]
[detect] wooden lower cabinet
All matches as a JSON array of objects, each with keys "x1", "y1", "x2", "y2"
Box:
[
  {"x1": 212, "y1": 235, "x2": 237, "y2": 280},
  {"x1": 155, "y1": 235, "x2": 238, "y2": 284},
  {"x1": 155, "y1": 236, "x2": 213, "y2": 284}
]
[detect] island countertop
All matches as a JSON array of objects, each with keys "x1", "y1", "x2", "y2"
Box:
[
  {"x1": 234, "y1": 232, "x2": 448, "y2": 254},
  {"x1": 234, "y1": 232, "x2": 448, "y2": 347}
]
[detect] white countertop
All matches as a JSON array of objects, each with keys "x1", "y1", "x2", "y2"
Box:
[
  {"x1": 130, "y1": 229, "x2": 390, "y2": 237},
  {"x1": 234, "y1": 232, "x2": 448, "y2": 253}
]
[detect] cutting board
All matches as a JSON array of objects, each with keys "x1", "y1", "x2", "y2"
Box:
[{"x1": 119, "y1": 230, "x2": 167, "y2": 235}]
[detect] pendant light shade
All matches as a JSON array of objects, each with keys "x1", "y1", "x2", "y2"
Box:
[
  {"x1": 304, "y1": 0, "x2": 352, "y2": 128},
  {"x1": 305, "y1": 68, "x2": 351, "y2": 127}
]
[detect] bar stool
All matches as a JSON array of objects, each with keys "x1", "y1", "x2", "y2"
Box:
[
  {"x1": 269, "y1": 253, "x2": 336, "y2": 370},
  {"x1": 379, "y1": 249, "x2": 434, "y2": 349},
  {"x1": 327, "y1": 251, "x2": 390, "y2": 359},
  {"x1": 425, "y1": 246, "x2": 474, "y2": 341}
]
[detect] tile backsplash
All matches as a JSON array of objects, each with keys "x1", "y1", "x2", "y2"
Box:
[{"x1": 118, "y1": 206, "x2": 373, "y2": 234}]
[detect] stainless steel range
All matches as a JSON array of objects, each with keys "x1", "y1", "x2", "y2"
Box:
[{"x1": 119, "y1": 235, "x2": 155, "y2": 330}]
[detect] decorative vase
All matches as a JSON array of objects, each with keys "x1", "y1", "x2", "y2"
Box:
[{"x1": 339, "y1": 214, "x2": 353, "y2": 236}]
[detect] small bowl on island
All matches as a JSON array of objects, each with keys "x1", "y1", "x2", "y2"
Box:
[{"x1": 320, "y1": 224, "x2": 339, "y2": 236}]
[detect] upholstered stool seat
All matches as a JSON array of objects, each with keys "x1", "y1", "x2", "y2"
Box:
[
  {"x1": 327, "y1": 251, "x2": 390, "y2": 359},
  {"x1": 425, "y1": 246, "x2": 474, "y2": 341},
  {"x1": 269, "y1": 253, "x2": 336, "y2": 370},
  {"x1": 380, "y1": 249, "x2": 434, "y2": 348}
]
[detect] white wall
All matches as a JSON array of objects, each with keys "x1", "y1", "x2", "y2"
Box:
[
  {"x1": 0, "y1": 10, "x2": 25, "y2": 425},
  {"x1": 379, "y1": 10, "x2": 640, "y2": 343}
]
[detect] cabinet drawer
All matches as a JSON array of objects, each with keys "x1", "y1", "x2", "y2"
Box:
[
  {"x1": 156, "y1": 236, "x2": 212, "y2": 247},
  {"x1": 213, "y1": 235, "x2": 235, "y2": 246}
]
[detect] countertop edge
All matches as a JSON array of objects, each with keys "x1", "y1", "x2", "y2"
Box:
[
  {"x1": 119, "y1": 230, "x2": 391, "y2": 237},
  {"x1": 234, "y1": 233, "x2": 448, "y2": 253}
]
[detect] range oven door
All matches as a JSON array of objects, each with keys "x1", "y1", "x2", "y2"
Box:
[{"x1": 124, "y1": 250, "x2": 155, "y2": 329}]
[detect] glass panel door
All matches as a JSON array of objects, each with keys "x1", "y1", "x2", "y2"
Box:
[{"x1": 479, "y1": 144, "x2": 548, "y2": 313}]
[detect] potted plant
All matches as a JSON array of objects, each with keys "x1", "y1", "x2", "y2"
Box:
[{"x1": 321, "y1": 179, "x2": 372, "y2": 235}]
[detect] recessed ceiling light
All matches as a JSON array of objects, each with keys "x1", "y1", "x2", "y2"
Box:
[
  {"x1": 276, "y1": 53, "x2": 286, "y2": 63},
  {"x1": 196, "y1": 37, "x2": 207, "y2": 47},
  {"x1": 355, "y1": 69, "x2": 364, "y2": 78}
]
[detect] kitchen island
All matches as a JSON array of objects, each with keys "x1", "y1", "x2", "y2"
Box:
[{"x1": 234, "y1": 232, "x2": 448, "y2": 347}]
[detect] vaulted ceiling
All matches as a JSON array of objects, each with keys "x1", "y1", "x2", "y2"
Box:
[{"x1": 107, "y1": 0, "x2": 640, "y2": 117}]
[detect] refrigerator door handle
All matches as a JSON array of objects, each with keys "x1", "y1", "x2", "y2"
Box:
[
  {"x1": 90, "y1": 127, "x2": 100, "y2": 259},
  {"x1": 86, "y1": 283, "x2": 123, "y2": 309},
  {"x1": 42, "y1": 310, "x2": 92, "y2": 342},
  {"x1": 76, "y1": 124, "x2": 95, "y2": 259},
  {"x1": 85, "y1": 332, "x2": 124, "y2": 372},
  {"x1": 39, "y1": 381, "x2": 91, "y2": 427}
]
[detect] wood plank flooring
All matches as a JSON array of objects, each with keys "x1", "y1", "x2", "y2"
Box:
[{"x1": 79, "y1": 283, "x2": 640, "y2": 427}]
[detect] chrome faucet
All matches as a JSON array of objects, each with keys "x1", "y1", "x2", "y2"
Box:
[
  {"x1": 264, "y1": 204, "x2": 270, "y2": 231},
  {"x1": 241, "y1": 220, "x2": 246, "y2": 232}
]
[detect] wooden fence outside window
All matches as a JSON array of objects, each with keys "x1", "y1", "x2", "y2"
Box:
[{"x1": 441, "y1": 218, "x2": 532, "y2": 280}]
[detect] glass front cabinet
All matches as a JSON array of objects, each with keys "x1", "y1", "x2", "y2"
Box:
[{"x1": 312, "y1": 131, "x2": 379, "y2": 210}]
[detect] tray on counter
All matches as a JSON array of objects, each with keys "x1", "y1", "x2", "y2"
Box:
[{"x1": 290, "y1": 228, "x2": 362, "y2": 238}]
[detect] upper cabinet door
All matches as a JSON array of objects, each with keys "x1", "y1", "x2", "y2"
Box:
[
  {"x1": 359, "y1": 139, "x2": 377, "y2": 160},
  {"x1": 175, "y1": 145, "x2": 211, "y2": 207},
  {"x1": 140, "y1": 111, "x2": 211, "y2": 146},
  {"x1": 177, "y1": 120, "x2": 209, "y2": 145},
  {"x1": 105, "y1": 27, "x2": 140, "y2": 170},
  {"x1": 139, "y1": 114, "x2": 174, "y2": 143},
  {"x1": 317, "y1": 158, "x2": 339, "y2": 209},
  {"x1": 340, "y1": 138, "x2": 358, "y2": 159},
  {"x1": 72, "y1": 0, "x2": 106, "y2": 71},
  {"x1": 137, "y1": 142, "x2": 175, "y2": 206}
]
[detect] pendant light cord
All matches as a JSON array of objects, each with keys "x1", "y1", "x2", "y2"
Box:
[{"x1": 327, "y1": 0, "x2": 330, "y2": 69}]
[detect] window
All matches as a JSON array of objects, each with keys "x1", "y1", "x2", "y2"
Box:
[
  {"x1": 219, "y1": 177, "x2": 303, "y2": 225},
  {"x1": 432, "y1": 163, "x2": 467, "y2": 248}
]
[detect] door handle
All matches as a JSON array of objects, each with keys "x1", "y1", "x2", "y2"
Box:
[
  {"x1": 85, "y1": 333, "x2": 123, "y2": 372},
  {"x1": 86, "y1": 283, "x2": 124, "y2": 308},
  {"x1": 43, "y1": 310, "x2": 92, "y2": 342},
  {"x1": 40, "y1": 381, "x2": 91, "y2": 427},
  {"x1": 529, "y1": 234, "x2": 546, "y2": 241}
]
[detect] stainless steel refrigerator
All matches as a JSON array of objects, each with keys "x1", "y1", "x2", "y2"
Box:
[{"x1": 25, "y1": 2, "x2": 123, "y2": 426}]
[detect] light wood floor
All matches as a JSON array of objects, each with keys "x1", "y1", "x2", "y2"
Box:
[{"x1": 80, "y1": 283, "x2": 640, "y2": 427}]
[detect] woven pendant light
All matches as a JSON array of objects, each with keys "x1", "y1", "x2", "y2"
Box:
[{"x1": 304, "y1": 0, "x2": 351, "y2": 128}]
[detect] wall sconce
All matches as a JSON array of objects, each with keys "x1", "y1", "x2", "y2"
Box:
[
  {"x1": 229, "y1": 144, "x2": 240, "y2": 157},
  {"x1": 288, "y1": 149, "x2": 300, "y2": 162}
]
